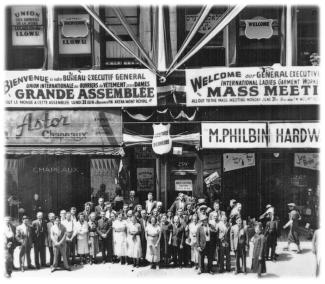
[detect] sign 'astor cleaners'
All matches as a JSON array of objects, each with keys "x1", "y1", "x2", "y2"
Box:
[
  {"x1": 186, "y1": 66, "x2": 319, "y2": 106},
  {"x1": 202, "y1": 122, "x2": 320, "y2": 149},
  {"x1": 4, "y1": 70, "x2": 157, "y2": 108}
]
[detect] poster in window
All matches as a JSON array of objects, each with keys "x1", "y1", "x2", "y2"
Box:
[
  {"x1": 294, "y1": 153, "x2": 319, "y2": 171},
  {"x1": 11, "y1": 6, "x2": 44, "y2": 46},
  {"x1": 58, "y1": 14, "x2": 91, "y2": 54},
  {"x1": 223, "y1": 153, "x2": 255, "y2": 172},
  {"x1": 137, "y1": 168, "x2": 154, "y2": 191}
]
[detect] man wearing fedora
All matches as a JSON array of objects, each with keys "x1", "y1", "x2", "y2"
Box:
[
  {"x1": 283, "y1": 203, "x2": 301, "y2": 253},
  {"x1": 196, "y1": 215, "x2": 214, "y2": 274}
]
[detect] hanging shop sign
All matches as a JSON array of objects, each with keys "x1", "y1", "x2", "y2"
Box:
[
  {"x1": 244, "y1": 17, "x2": 273, "y2": 40},
  {"x1": 185, "y1": 13, "x2": 223, "y2": 34},
  {"x1": 4, "y1": 69, "x2": 157, "y2": 108},
  {"x1": 137, "y1": 168, "x2": 154, "y2": 191},
  {"x1": 11, "y1": 6, "x2": 44, "y2": 46},
  {"x1": 58, "y1": 14, "x2": 91, "y2": 54},
  {"x1": 152, "y1": 124, "x2": 172, "y2": 155},
  {"x1": 204, "y1": 171, "x2": 220, "y2": 185},
  {"x1": 5, "y1": 110, "x2": 122, "y2": 145},
  {"x1": 202, "y1": 122, "x2": 267, "y2": 149},
  {"x1": 186, "y1": 66, "x2": 319, "y2": 106},
  {"x1": 294, "y1": 153, "x2": 319, "y2": 171},
  {"x1": 175, "y1": 179, "x2": 193, "y2": 191},
  {"x1": 268, "y1": 123, "x2": 320, "y2": 148},
  {"x1": 223, "y1": 153, "x2": 255, "y2": 172}
]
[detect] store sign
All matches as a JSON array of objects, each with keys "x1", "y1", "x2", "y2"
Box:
[
  {"x1": 202, "y1": 122, "x2": 267, "y2": 149},
  {"x1": 268, "y1": 123, "x2": 320, "y2": 148},
  {"x1": 5, "y1": 110, "x2": 122, "y2": 145},
  {"x1": 58, "y1": 14, "x2": 91, "y2": 54},
  {"x1": 244, "y1": 17, "x2": 273, "y2": 40},
  {"x1": 175, "y1": 179, "x2": 193, "y2": 191},
  {"x1": 4, "y1": 70, "x2": 157, "y2": 108},
  {"x1": 172, "y1": 157, "x2": 196, "y2": 171},
  {"x1": 152, "y1": 124, "x2": 172, "y2": 155},
  {"x1": 186, "y1": 66, "x2": 319, "y2": 106},
  {"x1": 137, "y1": 168, "x2": 154, "y2": 191},
  {"x1": 204, "y1": 171, "x2": 220, "y2": 185},
  {"x1": 294, "y1": 153, "x2": 319, "y2": 171},
  {"x1": 185, "y1": 13, "x2": 223, "y2": 34},
  {"x1": 290, "y1": 175, "x2": 308, "y2": 187},
  {"x1": 223, "y1": 153, "x2": 255, "y2": 172},
  {"x1": 11, "y1": 6, "x2": 44, "y2": 46}
]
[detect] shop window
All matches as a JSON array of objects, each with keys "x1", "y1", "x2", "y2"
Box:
[
  {"x1": 102, "y1": 6, "x2": 141, "y2": 68},
  {"x1": 236, "y1": 6, "x2": 282, "y2": 67},
  {"x1": 6, "y1": 6, "x2": 46, "y2": 70},
  {"x1": 177, "y1": 6, "x2": 227, "y2": 67},
  {"x1": 296, "y1": 6, "x2": 319, "y2": 66},
  {"x1": 56, "y1": 6, "x2": 92, "y2": 70}
]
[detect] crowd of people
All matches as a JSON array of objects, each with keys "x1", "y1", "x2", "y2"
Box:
[{"x1": 4, "y1": 190, "x2": 303, "y2": 278}]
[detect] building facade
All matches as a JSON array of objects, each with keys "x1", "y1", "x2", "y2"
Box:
[{"x1": 5, "y1": 5, "x2": 320, "y2": 227}]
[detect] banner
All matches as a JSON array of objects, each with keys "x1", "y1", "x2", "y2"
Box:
[
  {"x1": 186, "y1": 66, "x2": 319, "y2": 106},
  {"x1": 11, "y1": 6, "x2": 44, "y2": 46},
  {"x1": 152, "y1": 124, "x2": 172, "y2": 155},
  {"x1": 244, "y1": 17, "x2": 273, "y2": 39},
  {"x1": 58, "y1": 14, "x2": 91, "y2": 54},
  {"x1": 294, "y1": 153, "x2": 319, "y2": 170},
  {"x1": 137, "y1": 168, "x2": 154, "y2": 191},
  {"x1": 4, "y1": 70, "x2": 157, "y2": 108},
  {"x1": 175, "y1": 179, "x2": 193, "y2": 191},
  {"x1": 268, "y1": 123, "x2": 320, "y2": 148},
  {"x1": 202, "y1": 122, "x2": 267, "y2": 149},
  {"x1": 223, "y1": 153, "x2": 255, "y2": 172},
  {"x1": 185, "y1": 13, "x2": 223, "y2": 34},
  {"x1": 5, "y1": 110, "x2": 122, "y2": 145}
]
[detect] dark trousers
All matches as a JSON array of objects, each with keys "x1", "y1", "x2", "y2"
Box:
[
  {"x1": 235, "y1": 246, "x2": 246, "y2": 273},
  {"x1": 172, "y1": 246, "x2": 184, "y2": 266},
  {"x1": 48, "y1": 246, "x2": 54, "y2": 266},
  {"x1": 66, "y1": 239, "x2": 76, "y2": 264},
  {"x1": 183, "y1": 244, "x2": 191, "y2": 265},
  {"x1": 101, "y1": 237, "x2": 113, "y2": 261},
  {"x1": 34, "y1": 243, "x2": 46, "y2": 267},
  {"x1": 218, "y1": 245, "x2": 231, "y2": 272},
  {"x1": 5, "y1": 249, "x2": 14, "y2": 275},
  {"x1": 266, "y1": 234, "x2": 277, "y2": 259},
  {"x1": 19, "y1": 245, "x2": 31, "y2": 268},
  {"x1": 198, "y1": 241, "x2": 213, "y2": 272}
]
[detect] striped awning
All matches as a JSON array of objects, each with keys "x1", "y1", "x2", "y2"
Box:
[{"x1": 6, "y1": 146, "x2": 125, "y2": 156}]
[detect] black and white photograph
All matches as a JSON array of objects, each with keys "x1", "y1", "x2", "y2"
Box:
[{"x1": 1, "y1": 0, "x2": 322, "y2": 280}]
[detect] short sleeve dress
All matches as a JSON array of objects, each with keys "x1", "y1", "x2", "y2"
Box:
[{"x1": 145, "y1": 224, "x2": 161, "y2": 262}]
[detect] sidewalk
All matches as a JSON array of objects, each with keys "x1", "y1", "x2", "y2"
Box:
[{"x1": 9, "y1": 241, "x2": 316, "y2": 278}]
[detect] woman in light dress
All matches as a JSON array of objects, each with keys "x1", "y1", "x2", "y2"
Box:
[
  {"x1": 75, "y1": 212, "x2": 89, "y2": 264},
  {"x1": 127, "y1": 215, "x2": 142, "y2": 267},
  {"x1": 112, "y1": 213, "x2": 127, "y2": 264},
  {"x1": 145, "y1": 216, "x2": 161, "y2": 269},
  {"x1": 187, "y1": 213, "x2": 200, "y2": 269},
  {"x1": 126, "y1": 210, "x2": 134, "y2": 264}
]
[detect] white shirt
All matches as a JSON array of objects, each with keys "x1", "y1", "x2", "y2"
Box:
[
  {"x1": 203, "y1": 225, "x2": 210, "y2": 242},
  {"x1": 61, "y1": 219, "x2": 74, "y2": 233}
]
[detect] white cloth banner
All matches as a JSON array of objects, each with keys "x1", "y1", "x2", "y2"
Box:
[{"x1": 223, "y1": 153, "x2": 255, "y2": 172}]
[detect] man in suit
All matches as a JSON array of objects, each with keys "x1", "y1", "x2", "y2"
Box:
[
  {"x1": 47, "y1": 212, "x2": 55, "y2": 267},
  {"x1": 197, "y1": 215, "x2": 214, "y2": 274},
  {"x1": 32, "y1": 211, "x2": 48, "y2": 269},
  {"x1": 169, "y1": 193, "x2": 187, "y2": 214},
  {"x1": 145, "y1": 192, "x2": 157, "y2": 214},
  {"x1": 139, "y1": 209, "x2": 148, "y2": 264},
  {"x1": 16, "y1": 215, "x2": 33, "y2": 271},
  {"x1": 95, "y1": 197, "x2": 105, "y2": 218},
  {"x1": 264, "y1": 210, "x2": 279, "y2": 261},
  {"x1": 4, "y1": 216, "x2": 17, "y2": 277},
  {"x1": 51, "y1": 216, "x2": 71, "y2": 272},
  {"x1": 209, "y1": 201, "x2": 225, "y2": 221},
  {"x1": 216, "y1": 215, "x2": 231, "y2": 272},
  {"x1": 230, "y1": 216, "x2": 249, "y2": 274},
  {"x1": 97, "y1": 210, "x2": 113, "y2": 263},
  {"x1": 125, "y1": 190, "x2": 140, "y2": 210}
]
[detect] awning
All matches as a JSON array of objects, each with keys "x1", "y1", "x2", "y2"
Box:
[{"x1": 6, "y1": 146, "x2": 125, "y2": 156}]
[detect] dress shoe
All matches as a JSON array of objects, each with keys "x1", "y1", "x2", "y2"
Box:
[{"x1": 197, "y1": 270, "x2": 202, "y2": 275}]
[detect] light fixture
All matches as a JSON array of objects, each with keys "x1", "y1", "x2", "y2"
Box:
[{"x1": 273, "y1": 153, "x2": 280, "y2": 158}]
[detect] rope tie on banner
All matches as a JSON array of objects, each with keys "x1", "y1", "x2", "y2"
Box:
[
  {"x1": 83, "y1": 5, "x2": 161, "y2": 78},
  {"x1": 124, "y1": 109, "x2": 155, "y2": 121}
]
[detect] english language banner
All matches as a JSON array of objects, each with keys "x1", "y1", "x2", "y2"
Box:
[
  {"x1": 5, "y1": 110, "x2": 122, "y2": 145},
  {"x1": 5, "y1": 69, "x2": 157, "y2": 108},
  {"x1": 186, "y1": 66, "x2": 319, "y2": 106}
]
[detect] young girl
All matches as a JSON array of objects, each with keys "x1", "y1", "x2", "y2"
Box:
[{"x1": 251, "y1": 222, "x2": 266, "y2": 277}]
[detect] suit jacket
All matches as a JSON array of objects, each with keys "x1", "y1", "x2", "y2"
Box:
[
  {"x1": 145, "y1": 200, "x2": 157, "y2": 214},
  {"x1": 97, "y1": 218, "x2": 112, "y2": 239},
  {"x1": 125, "y1": 196, "x2": 140, "y2": 209},
  {"x1": 32, "y1": 219, "x2": 48, "y2": 246},
  {"x1": 216, "y1": 222, "x2": 231, "y2": 247},
  {"x1": 171, "y1": 223, "x2": 185, "y2": 247},
  {"x1": 16, "y1": 224, "x2": 33, "y2": 248},
  {"x1": 196, "y1": 224, "x2": 213, "y2": 250},
  {"x1": 230, "y1": 224, "x2": 249, "y2": 251},
  {"x1": 169, "y1": 199, "x2": 187, "y2": 214},
  {"x1": 51, "y1": 224, "x2": 67, "y2": 246}
]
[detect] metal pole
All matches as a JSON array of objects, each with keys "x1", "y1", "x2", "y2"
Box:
[
  {"x1": 157, "y1": 5, "x2": 166, "y2": 71},
  {"x1": 113, "y1": 7, "x2": 157, "y2": 71},
  {"x1": 286, "y1": 5, "x2": 293, "y2": 66},
  {"x1": 83, "y1": 5, "x2": 161, "y2": 77},
  {"x1": 46, "y1": 5, "x2": 55, "y2": 69},
  {"x1": 166, "y1": 5, "x2": 245, "y2": 77},
  {"x1": 166, "y1": 5, "x2": 212, "y2": 74}
]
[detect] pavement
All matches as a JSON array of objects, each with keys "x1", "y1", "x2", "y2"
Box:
[{"x1": 7, "y1": 241, "x2": 317, "y2": 279}]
